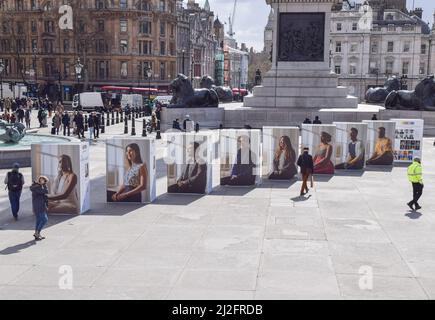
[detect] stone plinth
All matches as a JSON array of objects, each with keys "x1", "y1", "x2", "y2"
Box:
[{"x1": 244, "y1": 0, "x2": 358, "y2": 110}]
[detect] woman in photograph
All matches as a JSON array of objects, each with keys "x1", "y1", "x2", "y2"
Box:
[
  {"x1": 269, "y1": 135, "x2": 297, "y2": 180},
  {"x1": 313, "y1": 131, "x2": 335, "y2": 174},
  {"x1": 111, "y1": 143, "x2": 148, "y2": 202},
  {"x1": 47, "y1": 154, "x2": 79, "y2": 214}
]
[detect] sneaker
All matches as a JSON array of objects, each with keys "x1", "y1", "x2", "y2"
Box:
[
  {"x1": 13, "y1": 216, "x2": 18, "y2": 221},
  {"x1": 415, "y1": 204, "x2": 422, "y2": 211},
  {"x1": 407, "y1": 202, "x2": 414, "y2": 211}
]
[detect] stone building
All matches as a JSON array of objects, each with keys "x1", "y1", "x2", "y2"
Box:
[
  {"x1": 176, "y1": 0, "x2": 217, "y2": 88},
  {"x1": 0, "y1": 0, "x2": 178, "y2": 101},
  {"x1": 330, "y1": 1, "x2": 434, "y2": 101}
]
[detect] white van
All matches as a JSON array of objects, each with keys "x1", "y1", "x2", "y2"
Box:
[
  {"x1": 72, "y1": 92, "x2": 106, "y2": 112},
  {"x1": 120, "y1": 94, "x2": 143, "y2": 109},
  {"x1": 153, "y1": 95, "x2": 173, "y2": 106}
]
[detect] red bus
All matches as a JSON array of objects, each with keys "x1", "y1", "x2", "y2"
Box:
[{"x1": 100, "y1": 86, "x2": 168, "y2": 96}]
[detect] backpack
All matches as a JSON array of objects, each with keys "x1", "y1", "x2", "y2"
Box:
[{"x1": 7, "y1": 172, "x2": 23, "y2": 192}]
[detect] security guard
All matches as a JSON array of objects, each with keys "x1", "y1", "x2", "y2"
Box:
[{"x1": 407, "y1": 158, "x2": 423, "y2": 211}]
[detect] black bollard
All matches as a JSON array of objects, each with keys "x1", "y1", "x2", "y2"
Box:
[
  {"x1": 67, "y1": 126, "x2": 70, "y2": 136},
  {"x1": 195, "y1": 123, "x2": 199, "y2": 133},
  {"x1": 101, "y1": 114, "x2": 105, "y2": 134},
  {"x1": 120, "y1": 110, "x2": 124, "y2": 122},
  {"x1": 128, "y1": 112, "x2": 131, "y2": 121},
  {"x1": 131, "y1": 117, "x2": 136, "y2": 136},
  {"x1": 156, "y1": 120, "x2": 161, "y2": 140},
  {"x1": 142, "y1": 119, "x2": 147, "y2": 137},
  {"x1": 116, "y1": 111, "x2": 119, "y2": 124},
  {"x1": 111, "y1": 111, "x2": 114, "y2": 125},
  {"x1": 136, "y1": 108, "x2": 139, "y2": 119},
  {"x1": 84, "y1": 114, "x2": 88, "y2": 132},
  {"x1": 106, "y1": 112, "x2": 110, "y2": 126},
  {"x1": 124, "y1": 117, "x2": 128, "y2": 134}
]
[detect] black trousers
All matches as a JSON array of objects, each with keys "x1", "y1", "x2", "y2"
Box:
[{"x1": 411, "y1": 183, "x2": 423, "y2": 206}]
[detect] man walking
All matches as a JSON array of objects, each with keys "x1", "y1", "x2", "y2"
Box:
[
  {"x1": 297, "y1": 147, "x2": 314, "y2": 196},
  {"x1": 407, "y1": 157, "x2": 423, "y2": 211},
  {"x1": 62, "y1": 111, "x2": 70, "y2": 136},
  {"x1": 74, "y1": 111, "x2": 85, "y2": 139},
  {"x1": 4, "y1": 163, "x2": 24, "y2": 221}
]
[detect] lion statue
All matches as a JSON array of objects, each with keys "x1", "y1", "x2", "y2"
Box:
[
  {"x1": 200, "y1": 75, "x2": 234, "y2": 103},
  {"x1": 385, "y1": 75, "x2": 435, "y2": 111},
  {"x1": 365, "y1": 76, "x2": 400, "y2": 104},
  {"x1": 0, "y1": 120, "x2": 26, "y2": 143},
  {"x1": 169, "y1": 74, "x2": 219, "y2": 108}
]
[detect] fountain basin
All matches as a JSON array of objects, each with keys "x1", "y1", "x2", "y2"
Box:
[{"x1": 0, "y1": 134, "x2": 81, "y2": 169}]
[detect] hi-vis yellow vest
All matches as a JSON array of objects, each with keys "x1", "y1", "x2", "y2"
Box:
[{"x1": 407, "y1": 162, "x2": 423, "y2": 184}]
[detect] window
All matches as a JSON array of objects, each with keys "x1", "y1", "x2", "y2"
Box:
[
  {"x1": 2, "y1": 22, "x2": 9, "y2": 34},
  {"x1": 44, "y1": 61, "x2": 53, "y2": 76},
  {"x1": 403, "y1": 41, "x2": 410, "y2": 53},
  {"x1": 30, "y1": 0, "x2": 36, "y2": 10},
  {"x1": 334, "y1": 65, "x2": 341, "y2": 75},
  {"x1": 386, "y1": 61, "x2": 393, "y2": 74},
  {"x1": 169, "y1": 42, "x2": 175, "y2": 56},
  {"x1": 352, "y1": 23, "x2": 358, "y2": 31},
  {"x1": 159, "y1": 0, "x2": 165, "y2": 11},
  {"x1": 96, "y1": 39, "x2": 108, "y2": 53},
  {"x1": 17, "y1": 22, "x2": 24, "y2": 34},
  {"x1": 336, "y1": 23, "x2": 342, "y2": 31},
  {"x1": 349, "y1": 63, "x2": 357, "y2": 75},
  {"x1": 138, "y1": 61, "x2": 152, "y2": 77},
  {"x1": 43, "y1": 1, "x2": 52, "y2": 11},
  {"x1": 44, "y1": 20, "x2": 54, "y2": 33},
  {"x1": 79, "y1": 20, "x2": 86, "y2": 33},
  {"x1": 64, "y1": 61, "x2": 70, "y2": 77},
  {"x1": 120, "y1": 20, "x2": 128, "y2": 32},
  {"x1": 43, "y1": 39, "x2": 54, "y2": 53},
  {"x1": 335, "y1": 41, "x2": 341, "y2": 53},
  {"x1": 120, "y1": 61, "x2": 128, "y2": 78},
  {"x1": 0, "y1": 59, "x2": 10, "y2": 74},
  {"x1": 63, "y1": 39, "x2": 70, "y2": 52},
  {"x1": 16, "y1": 39, "x2": 25, "y2": 53},
  {"x1": 372, "y1": 24, "x2": 381, "y2": 31},
  {"x1": 387, "y1": 24, "x2": 396, "y2": 32},
  {"x1": 120, "y1": 40, "x2": 128, "y2": 54},
  {"x1": 31, "y1": 21, "x2": 37, "y2": 33},
  {"x1": 137, "y1": 0, "x2": 151, "y2": 11},
  {"x1": 402, "y1": 61, "x2": 409, "y2": 75},
  {"x1": 15, "y1": 0, "x2": 24, "y2": 11},
  {"x1": 160, "y1": 61, "x2": 166, "y2": 80},
  {"x1": 97, "y1": 20, "x2": 105, "y2": 32},
  {"x1": 95, "y1": 0, "x2": 106, "y2": 9},
  {"x1": 350, "y1": 43, "x2": 358, "y2": 53},
  {"x1": 420, "y1": 62, "x2": 426, "y2": 75},
  {"x1": 32, "y1": 39, "x2": 38, "y2": 51},
  {"x1": 387, "y1": 41, "x2": 394, "y2": 53},
  {"x1": 0, "y1": 39, "x2": 11, "y2": 53},
  {"x1": 120, "y1": 0, "x2": 127, "y2": 9},
  {"x1": 138, "y1": 40, "x2": 152, "y2": 55},
  {"x1": 170, "y1": 24, "x2": 175, "y2": 37},
  {"x1": 96, "y1": 60, "x2": 109, "y2": 79},
  {"x1": 386, "y1": 14, "x2": 394, "y2": 21},
  {"x1": 160, "y1": 22, "x2": 166, "y2": 36},
  {"x1": 371, "y1": 42, "x2": 378, "y2": 53},
  {"x1": 160, "y1": 41, "x2": 166, "y2": 55},
  {"x1": 139, "y1": 21, "x2": 151, "y2": 34},
  {"x1": 421, "y1": 44, "x2": 427, "y2": 54}
]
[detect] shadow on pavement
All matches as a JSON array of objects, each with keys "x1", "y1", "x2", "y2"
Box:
[
  {"x1": 259, "y1": 179, "x2": 298, "y2": 189},
  {"x1": 291, "y1": 195, "x2": 312, "y2": 202},
  {"x1": 154, "y1": 193, "x2": 205, "y2": 205},
  {"x1": 405, "y1": 211, "x2": 422, "y2": 219},
  {"x1": 312, "y1": 175, "x2": 333, "y2": 182},
  {"x1": 365, "y1": 165, "x2": 394, "y2": 172},
  {"x1": 210, "y1": 185, "x2": 255, "y2": 196},
  {"x1": 0, "y1": 240, "x2": 36, "y2": 255},
  {"x1": 335, "y1": 170, "x2": 364, "y2": 177}
]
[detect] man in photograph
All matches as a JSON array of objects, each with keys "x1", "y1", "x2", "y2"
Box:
[
  {"x1": 335, "y1": 127, "x2": 365, "y2": 170},
  {"x1": 366, "y1": 126, "x2": 394, "y2": 165}
]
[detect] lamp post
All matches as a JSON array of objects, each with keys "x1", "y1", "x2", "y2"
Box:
[
  {"x1": 238, "y1": 67, "x2": 241, "y2": 101},
  {"x1": 146, "y1": 68, "x2": 152, "y2": 103},
  {"x1": 182, "y1": 49, "x2": 185, "y2": 75},
  {"x1": 0, "y1": 60, "x2": 4, "y2": 100},
  {"x1": 32, "y1": 47, "x2": 38, "y2": 98},
  {"x1": 74, "y1": 58, "x2": 83, "y2": 109}
]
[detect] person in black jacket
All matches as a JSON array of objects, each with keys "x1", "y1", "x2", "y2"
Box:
[
  {"x1": 168, "y1": 142, "x2": 207, "y2": 194},
  {"x1": 74, "y1": 111, "x2": 85, "y2": 139},
  {"x1": 30, "y1": 176, "x2": 49, "y2": 241},
  {"x1": 297, "y1": 147, "x2": 314, "y2": 196},
  {"x1": 62, "y1": 111, "x2": 70, "y2": 136}
]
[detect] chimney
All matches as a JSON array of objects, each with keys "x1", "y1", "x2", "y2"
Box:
[{"x1": 412, "y1": 7, "x2": 423, "y2": 19}]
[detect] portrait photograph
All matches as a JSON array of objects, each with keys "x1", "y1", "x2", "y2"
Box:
[
  {"x1": 106, "y1": 137, "x2": 156, "y2": 203},
  {"x1": 363, "y1": 120, "x2": 396, "y2": 166},
  {"x1": 166, "y1": 132, "x2": 212, "y2": 195},
  {"x1": 333, "y1": 122, "x2": 368, "y2": 170},
  {"x1": 301, "y1": 124, "x2": 336, "y2": 175},
  {"x1": 220, "y1": 129, "x2": 261, "y2": 186},
  {"x1": 31, "y1": 143, "x2": 88, "y2": 215},
  {"x1": 262, "y1": 126, "x2": 299, "y2": 180}
]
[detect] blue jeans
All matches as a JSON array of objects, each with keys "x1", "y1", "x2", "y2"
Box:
[
  {"x1": 35, "y1": 212, "x2": 48, "y2": 233},
  {"x1": 8, "y1": 191, "x2": 21, "y2": 218}
]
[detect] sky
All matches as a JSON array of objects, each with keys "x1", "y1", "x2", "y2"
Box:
[{"x1": 187, "y1": 0, "x2": 435, "y2": 52}]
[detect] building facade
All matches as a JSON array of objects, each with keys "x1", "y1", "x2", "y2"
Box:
[
  {"x1": 330, "y1": 2, "x2": 434, "y2": 101},
  {"x1": 223, "y1": 36, "x2": 249, "y2": 89},
  {"x1": 176, "y1": 0, "x2": 217, "y2": 88},
  {"x1": 0, "y1": 0, "x2": 178, "y2": 101}
]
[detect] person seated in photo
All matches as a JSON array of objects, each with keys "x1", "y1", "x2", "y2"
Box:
[
  {"x1": 47, "y1": 154, "x2": 79, "y2": 214},
  {"x1": 313, "y1": 131, "x2": 334, "y2": 174},
  {"x1": 111, "y1": 143, "x2": 148, "y2": 202},
  {"x1": 366, "y1": 126, "x2": 394, "y2": 166},
  {"x1": 221, "y1": 135, "x2": 257, "y2": 186},
  {"x1": 268, "y1": 135, "x2": 297, "y2": 180},
  {"x1": 168, "y1": 142, "x2": 207, "y2": 194},
  {"x1": 335, "y1": 127, "x2": 365, "y2": 170}
]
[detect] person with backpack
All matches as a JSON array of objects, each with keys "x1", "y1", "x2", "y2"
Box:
[
  {"x1": 30, "y1": 176, "x2": 49, "y2": 240},
  {"x1": 4, "y1": 163, "x2": 24, "y2": 221}
]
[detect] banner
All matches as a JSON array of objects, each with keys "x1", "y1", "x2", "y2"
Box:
[
  {"x1": 333, "y1": 122, "x2": 368, "y2": 170},
  {"x1": 391, "y1": 119, "x2": 424, "y2": 163},
  {"x1": 262, "y1": 126, "x2": 299, "y2": 179},
  {"x1": 106, "y1": 137, "x2": 156, "y2": 203},
  {"x1": 301, "y1": 124, "x2": 336, "y2": 175},
  {"x1": 362, "y1": 120, "x2": 396, "y2": 166}
]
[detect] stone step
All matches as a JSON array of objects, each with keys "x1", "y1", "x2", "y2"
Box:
[
  {"x1": 252, "y1": 86, "x2": 349, "y2": 97},
  {"x1": 262, "y1": 77, "x2": 339, "y2": 88},
  {"x1": 243, "y1": 95, "x2": 358, "y2": 109}
]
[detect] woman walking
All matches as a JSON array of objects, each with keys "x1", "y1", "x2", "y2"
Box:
[{"x1": 30, "y1": 176, "x2": 49, "y2": 241}]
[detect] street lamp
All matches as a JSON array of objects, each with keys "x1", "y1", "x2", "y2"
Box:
[
  {"x1": 0, "y1": 60, "x2": 4, "y2": 100},
  {"x1": 238, "y1": 67, "x2": 241, "y2": 101},
  {"x1": 32, "y1": 47, "x2": 38, "y2": 98},
  {"x1": 182, "y1": 49, "x2": 185, "y2": 75},
  {"x1": 74, "y1": 58, "x2": 83, "y2": 108},
  {"x1": 146, "y1": 68, "x2": 152, "y2": 103}
]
